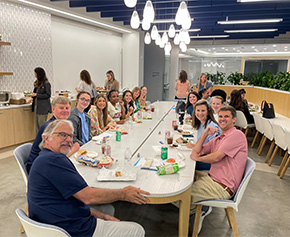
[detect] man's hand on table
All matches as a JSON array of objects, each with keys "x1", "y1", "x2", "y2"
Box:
[{"x1": 122, "y1": 186, "x2": 150, "y2": 205}]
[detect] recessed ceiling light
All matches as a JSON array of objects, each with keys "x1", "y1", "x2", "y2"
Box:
[
  {"x1": 273, "y1": 45, "x2": 277, "y2": 47},
  {"x1": 208, "y1": 49, "x2": 211, "y2": 51},
  {"x1": 233, "y1": 48, "x2": 236, "y2": 50},
  {"x1": 222, "y1": 47, "x2": 225, "y2": 49},
  {"x1": 218, "y1": 18, "x2": 283, "y2": 24},
  {"x1": 264, "y1": 48, "x2": 267, "y2": 50},
  {"x1": 212, "y1": 48, "x2": 216, "y2": 50},
  {"x1": 225, "y1": 49, "x2": 228, "y2": 51},
  {"x1": 274, "y1": 50, "x2": 278, "y2": 52},
  {"x1": 16, "y1": 0, "x2": 131, "y2": 33},
  {"x1": 251, "y1": 46, "x2": 255, "y2": 48},
  {"x1": 190, "y1": 35, "x2": 230, "y2": 38},
  {"x1": 284, "y1": 46, "x2": 288, "y2": 48},
  {"x1": 225, "y1": 29, "x2": 277, "y2": 33}
]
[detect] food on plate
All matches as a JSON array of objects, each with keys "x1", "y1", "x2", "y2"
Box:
[
  {"x1": 169, "y1": 144, "x2": 178, "y2": 148},
  {"x1": 116, "y1": 127, "x2": 125, "y2": 132},
  {"x1": 134, "y1": 118, "x2": 142, "y2": 123},
  {"x1": 176, "y1": 137, "x2": 189, "y2": 144},
  {"x1": 115, "y1": 171, "x2": 123, "y2": 177},
  {"x1": 182, "y1": 130, "x2": 191, "y2": 135},
  {"x1": 98, "y1": 155, "x2": 114, "y2": 168},
  {"x1": 76, "y1": 149, "x2": 87, "y2": 157},
  {"x1": 166, "y1": 158, "x2": 176, "y2": 163}
]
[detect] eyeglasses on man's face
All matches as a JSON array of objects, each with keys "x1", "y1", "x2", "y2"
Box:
[
  {"x1": 79, "y1": 97, "x2": 91, "y2": 103},
  {"x1": 53, "y1": 132, "x2": 74, "y2": 140}
]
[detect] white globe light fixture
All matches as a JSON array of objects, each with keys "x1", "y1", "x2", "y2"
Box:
[
  {"x1": 165, "y1": 42, "x2": 172, "y2": 52},
  {"x1": 159, "y1": 42, "x2": 165, "y2": 48},
  {"x1": 143, "y1": 0, "x2": 155, "y2": 23},
  {"x1": 130, "y1": 10, "x2": 140, "y2": 29},
  {"x1": 151, "y1": 25, "x2": 159, "y2": 40},
  {"x1": 184, "y1": 30, "x2": 190, "y2": 44},
  {"x1": 124, "y1": 0, "x2": 137, "y2": 8},
  {"x1": 142, "y1": 19, "x2": 151, "y2": 30},
  {"x1": 179, "y1": 41, "x2": 187, "y2": 52},
  {"x1": 165, "y1": 48, "x2": 171, "y2": 56},
  {"x1": 144, "y1": 32, "x2": 151, "y2": 44},
  {"x1": 168, "y1": 24, "x2": 176, "y2": 38},
  {"x1": 155, "y1": 34, "x2": 161, "y2": 46},
  {"x1": 182, "y1": 11, "x2": 192, "y2": 30},
  {"x1": 174, "y1": 33, "x2": 180, "y2": 45},
  {"x1": 179, "y1": 29, "x2": 187, "y2": 42},
  {"x1": 161, "y1": 32, "x2": 169, "y2": 44},
  {"x1": 175, "y1": 1, "x2": 188, "y2": 26}
]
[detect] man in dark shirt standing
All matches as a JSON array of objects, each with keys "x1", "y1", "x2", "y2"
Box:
[{"x1": 28, "y1": 120, "x2": 149, "y2": 236}]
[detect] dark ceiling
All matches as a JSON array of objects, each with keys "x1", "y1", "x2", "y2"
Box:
[{"x1": 50, "y1": 0, "x2": 290, "y2": 40}]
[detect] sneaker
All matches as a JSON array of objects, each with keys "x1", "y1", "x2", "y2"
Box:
[{"x1": 198, "y1": 206, "x2": 212, "y2": 234}]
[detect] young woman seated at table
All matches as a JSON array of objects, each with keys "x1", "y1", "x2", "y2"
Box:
[
  {"x1": 88, "y1": 94, "x2": 116, "y2": 136},
  {"x1": 107, "y1": 90, "x2": 125, "y2": 124},
  {"x1": 211, "y1": 96, "x2": 224, "y2": 121},
  {"x1": 185, "y1": 91, "x2": 200, "y2": 117},
  {"x1": 139, "y1": 86, "x2": 147, "y2": 110},
  {"x1": 198, "y1": 88, "x2": 210, "y2": 102},
  {"x1": 132, "y1": 87, "x2": 141, "y2": 113},
  {"x1": 187, "y1": 99, "x2": 221, "y2": 170},
  {"x1": 122, "y1": 90, "x2": 135, "y2": 120},
  {"x1": 229, "y1": 89, "x2": 254, "y2": 124}
]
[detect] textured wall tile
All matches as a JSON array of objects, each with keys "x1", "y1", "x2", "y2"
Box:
[{"x1": 0, "y1": 0, "x2": 53, "y2": 93}]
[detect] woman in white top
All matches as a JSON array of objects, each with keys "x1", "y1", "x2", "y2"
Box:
[
  {"x1": 211, "y1": 96, "x2": 224, "y2": 121},
  {"x1": 75, "y1": 70, "x2": 94, "y2": 112},
  {"x1": 107, "y1": 90, "x2": 125, "y2": 124}
]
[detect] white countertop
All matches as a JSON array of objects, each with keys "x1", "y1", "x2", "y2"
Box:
[{"x1": 0, "y1": 103, "x2": 32, "y2": 110}]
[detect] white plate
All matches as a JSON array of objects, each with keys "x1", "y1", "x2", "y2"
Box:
[
  {"x1": 97, "y1": 169, "x2": 137, "y2": 181},
  {"x1": 165, "y1": 159, "x2": 185, "y2": 168},
  {"x1": 74, "y1": 151, "x2": 98, "y2": 159}
]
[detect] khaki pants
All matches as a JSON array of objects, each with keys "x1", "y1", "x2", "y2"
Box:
[
  {"x1": 189, "y1": 171, "x2": 231, "y2": 214},
  {"x1": 35, "y1": 114, "x2": 48, "y2": 134}
]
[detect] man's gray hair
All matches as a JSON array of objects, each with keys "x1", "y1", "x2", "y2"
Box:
[
  {"x1": 39, "y1": 120, "x2": 74, "y2": 149},
  {"x1": 51, "y1": 96, "x2": 71, "y2": 107}
]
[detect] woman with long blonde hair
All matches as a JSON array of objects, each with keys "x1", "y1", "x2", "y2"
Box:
[
  {"x1": 88, "y1": 94, "x2": 116, "y2": 136},
  {"x1": 194, "y1": 73, "x2": 213, "y2": 96}
]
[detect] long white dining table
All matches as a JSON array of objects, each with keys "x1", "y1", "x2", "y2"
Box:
[{"x1": 70, "y1": 101, "x2": 196, "y2": 237}]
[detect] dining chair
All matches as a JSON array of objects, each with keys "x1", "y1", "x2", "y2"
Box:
[
  {"x1": 258, "y1": 118, "x2": 275, "y2": 163},
  {"x1": 14, "y1": 143, "x2": 32, "y2": 233},
  {"x1": 234, "y1": 111, "x2": 255, "y2": 137},
  {"x1": 277, "y1": 129, "x2": 290, "y2": 179},
  {"x1": 15, "y1": 208, "x2": 70, "y2": 237},
  {"x1": 267, "y1": 123, "x2": 287, "y2": 167},
  {"x1": 192, "y1": 157, "x2": 256, "y2": 237},
  {"x1": 251, "y1": 113, "x2": 264, "y2": 148}
]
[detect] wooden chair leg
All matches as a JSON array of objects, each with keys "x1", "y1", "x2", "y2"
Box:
[
  {"x1": 192, "y1": 204, "x2": 202, "y2": 237},
  {"x1": 264, "y1": 140, "x2": 275, "y2": 163},
  {"x1": 244, "y1": 127, "x2": 249, "y2": 137},
  {"x1": 20, "y1": 204, "x2": 28, "y2": 233},
  {"x1": 225, "y1": 208, "x2": 232, "y2": 228},
  {"x1": 268, "y1": 145, "x2": 278, "y2": 166},
  {"x1": 277, "y1": 152, "x2": 288, "y2": 176},
  {"x1": 226, "y1": 207, "x2": 239, "y2": 237},
  {"x1": 251, "y1": 131, "x2": 259, "y2": 148},
  {"x1": 280, "y1": 154, "x2": 290, "y2": 179},
  {"x1": 257, "y1": 136, "x2": 267, "y2": 155}
]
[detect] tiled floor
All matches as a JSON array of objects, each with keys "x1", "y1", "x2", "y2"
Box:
[{"x1": 1, "y1": 134, "x2": 290, "y2": 237}]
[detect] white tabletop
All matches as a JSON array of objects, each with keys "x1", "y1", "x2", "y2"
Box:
[{"x1": 70, "y1": 101, "x2": 196, "y2": 198}]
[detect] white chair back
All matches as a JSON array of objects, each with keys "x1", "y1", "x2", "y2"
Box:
[
  {"x1": 14, "y1": 143, "x2": 32, "y2": 186},
  {"x1": 232, "y1": 157, "x2": 256, "y2": 210},
  {"x1": 253, "y1": 113, "x2": 264, "y2": 134},
  {"x1": 272, "y1": 123, "x2": 287, "y2": 150},
  {"x1": 235, "y1": 111, "x2": 247, "y2": 129},
  {"x1": 261, "y1": 117, "x2": 274, "y2": 141},
  {"x1": 15, "y1": 209, "x2": 70, "y2": 237}
]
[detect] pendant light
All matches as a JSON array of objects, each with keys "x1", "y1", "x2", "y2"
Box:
[
  {"x1": 179, "y1": 29, "x2": 187, "y2": 42},
  {"x1": 182, "y1": 11, "x2": 192, "y2": 30},
  {"x1": 175, "y1": 1, "x2": 187, "y2": 26},
  {"x1": 174, "y1": 33, "x2": 180, "y2": 45},
  {"x1": 155, "y1": 34, "x2": 161, "y2": 46},
  {"x1": 144, "y1": 32, "x2": 151, "y2": 44},
  {"x1": 151, "y1": 25, "x2": 159, "y2": 40},
  {"x1": 161, "y1": 32, "x2": 169, "y2": 44},
  {"x1": 124, "y1": 0, "x2": 137, "y2": 8},
  {"x1": 184, "y1": 30, "x2": 190, "y2": 44},
  {"x1": 168, "y1": 24, "x2": 176, "y2": 38},
  {"x1": 165, "y1": 42, "x2": 172, "y2": 52},
  {"x1": 143, "y1": 0, "x2": 155, "y2": 23},
  {"x1": 130, "y1": 10, "x2": 140, "y2": 29},
  {"x1": 165, "y1": 48, "x2": 171, "y2": 56},
  {"x1": 159, "y1": 42, "x2": 165, "y2": 48},
  {"x1": 179, "y1": 41, "x2": 187, "y2": 52},
  {"x1": 142, "y1": 19, "x2": 151, "y2": 31}
]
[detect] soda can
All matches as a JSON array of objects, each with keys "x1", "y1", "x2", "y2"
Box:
[
  {"x1": 161, "y1": 147, "x2": 168, "y2": 160},
  {"x1": 116, "y1": 131, "x2": 121, "y2": 141}
]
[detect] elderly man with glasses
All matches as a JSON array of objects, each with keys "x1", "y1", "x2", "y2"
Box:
[{"x1": 28, "y1": 119, "x2": 149, "y2": 237}]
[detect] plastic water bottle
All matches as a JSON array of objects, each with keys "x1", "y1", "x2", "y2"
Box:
[
  {"x1": 124, "y1": 147, "x2": 132, "y2": 168},
  {"x1": 128, "y1": 116, "x2": 133, "y2": 131}
]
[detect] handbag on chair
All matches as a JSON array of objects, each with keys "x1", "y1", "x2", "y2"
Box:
[{"x1": 261, "y1": 100, "x2": 275, "y2": 119}]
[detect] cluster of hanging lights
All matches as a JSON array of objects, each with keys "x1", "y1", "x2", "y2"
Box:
[{"x1": 125, "y1": 0, "x2": 192, "y2": 55}]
